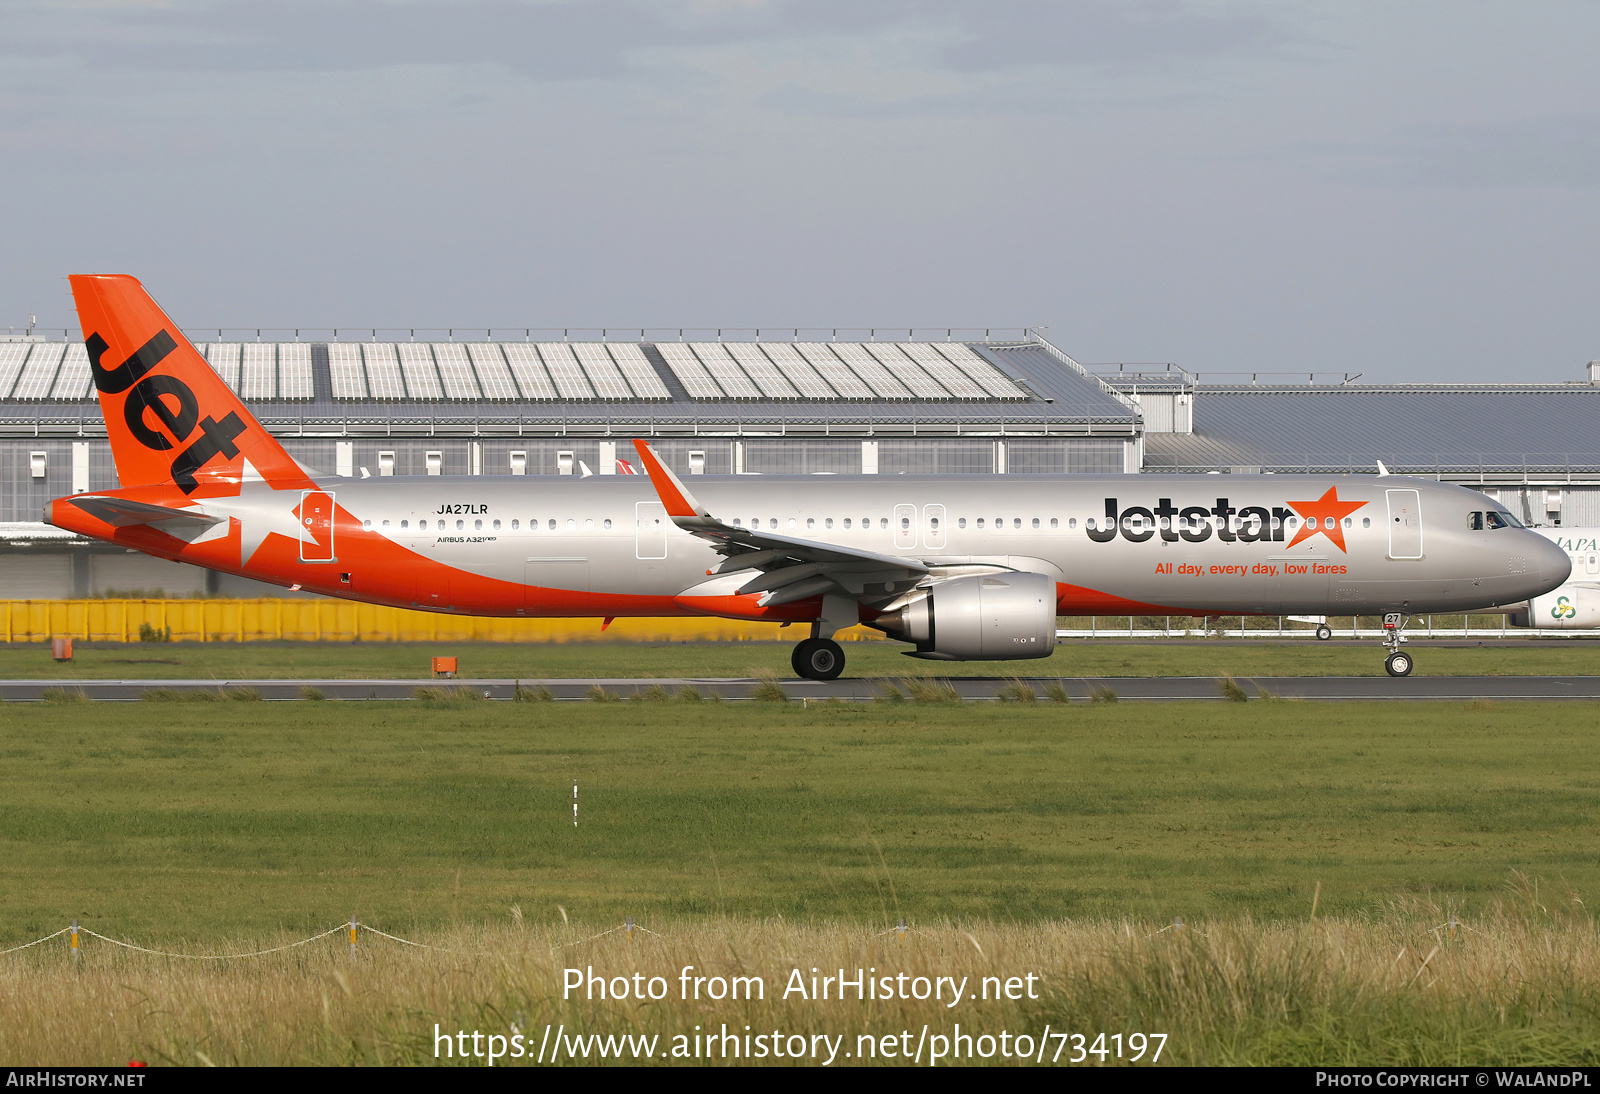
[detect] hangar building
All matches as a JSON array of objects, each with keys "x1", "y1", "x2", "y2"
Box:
[{"x1": 1096, "y1": 362, "x2": 1600, "y2": 527}]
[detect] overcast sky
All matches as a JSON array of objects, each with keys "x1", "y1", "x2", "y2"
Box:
[{"x1": 4, "y1": 0, "x2": 1599, "y2": 382}]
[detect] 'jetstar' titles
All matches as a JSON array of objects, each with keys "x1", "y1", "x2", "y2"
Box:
[
  {"x1": 1087, "y1": 489, "x2": 1369, "y2": 555},
  {"x1": 1086, "y1": 498, "x2": 1293, "y2": 545}
]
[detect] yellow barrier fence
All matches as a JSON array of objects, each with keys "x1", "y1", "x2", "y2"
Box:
[{"x1": 0, "y1": 600, "x2": 886, "y2": 644}]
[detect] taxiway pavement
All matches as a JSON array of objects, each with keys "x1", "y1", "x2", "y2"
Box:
[{"x1": 7, "y1": 675, "x2": 1600, "y2": 701}]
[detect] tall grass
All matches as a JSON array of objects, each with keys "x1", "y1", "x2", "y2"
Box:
[
  {"x1": 413, "y1": 685, "x2": 484, "y2": 703},
  {"x1": 7, "y1": 904, "x2": 1600, "y2": 1066},
  {"x1": 904, "y1": 678, "x2": 960, "y2": 703},
  {"x1": 996, "y1": 679, "x2": 1036, "y2": 703},
  {"x1": 748, "y1": 670, "x2": 788, "y2": 703}
]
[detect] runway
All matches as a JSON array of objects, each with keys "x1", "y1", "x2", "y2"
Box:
[{"x1": 10, "y1": 675, "x2": 1600, "y2": 701}]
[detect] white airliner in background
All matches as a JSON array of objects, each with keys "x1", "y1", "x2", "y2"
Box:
[{"x1": 1513, "y1": 527, "x2": 1600, "y2": 629}]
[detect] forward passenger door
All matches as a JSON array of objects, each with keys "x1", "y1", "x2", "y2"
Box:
[{"x1": 1386, "y1": 489, "x2": 1423, "y2": 559}]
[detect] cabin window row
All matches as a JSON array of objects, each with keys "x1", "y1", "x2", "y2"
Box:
[
  {"x1": 357, "y1": 516, "x2": 1077, "y2": 532},
  {"x1": 729, "y1": 517, "x2": 1064, "y2": 530},
  {"x1": 355, "y1": 513, "x2": 1387, "y2": 535},
  {"x1": 361, "y1": 518, "x2": 615, "y2": 531}
]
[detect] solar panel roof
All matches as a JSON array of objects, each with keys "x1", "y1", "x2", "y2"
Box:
[
  {"x1": 0, "y1": 336, "x2": 1139, "y2": 438},
  {"x1": 1143, "y1": 385, "x2": 1600, "y2": 473}
]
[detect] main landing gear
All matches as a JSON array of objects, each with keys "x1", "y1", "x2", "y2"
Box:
[
  {"x1": 792, "y1": 638, "x2": 845, "y2": 681},
  {"x1": 1381, "y1": 612, "x2": 1414, "y2": 677},
  {"x1": 1315, "y1": 623, "x2": 1333, "y2": 641},
  {"x1": 792, "y1": 595, "x2": 855, "y2": 681}
]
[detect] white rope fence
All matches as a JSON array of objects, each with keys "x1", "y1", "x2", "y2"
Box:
[
  {"x1": 78, "y1": 924, "x2": 348, "y2": 960},
  {"x1": 0, "y1": 926, "x2": 70, "y2": 955},
  {"x1": 559, "y1": 918, "x2": 659, "y2": 948},
  {"x1": 0, "y1": 916, "x2": 668, "y2": 961},
  {"x1": 357, "y1": 924, "x2": 490, "y2": 956}
]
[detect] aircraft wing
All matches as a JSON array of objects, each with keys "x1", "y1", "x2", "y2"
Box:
[
  {"x1": 632, "y1": 440, "x2": 928, "y2": 606},
  {"x1": 68, "y1": 496, "x2": 226, "y2": 529}
]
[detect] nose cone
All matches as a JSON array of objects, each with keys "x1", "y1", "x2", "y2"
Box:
[{"x1": 1524, "y1": 532, "x2": 1572, "y2": 596}]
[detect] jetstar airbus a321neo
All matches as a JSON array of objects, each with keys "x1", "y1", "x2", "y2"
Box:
[{"x1": 45, "y1": 275, "x2": 1572, "y2": 679}]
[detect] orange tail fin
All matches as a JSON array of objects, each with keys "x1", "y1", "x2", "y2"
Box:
[{"x1": 69, "y1": 274, "x2": 312, "y2": 495}]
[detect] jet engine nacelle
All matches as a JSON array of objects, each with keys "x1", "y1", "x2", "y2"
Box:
[
  {"x1": 1514, "y1": 586, "x2": 1600, "y2": 629},
  {"x1": 875, "y1": 572, "x2": 1057, "y2": 660}
]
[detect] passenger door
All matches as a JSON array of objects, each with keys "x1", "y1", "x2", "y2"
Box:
[
  {"x1": 635, "y1": 501, "x2": 667, "y2": 559},
  {"x1": 299, "y1": 491, "x2": 335, "y2": 562},
  {"x1": 1386, "y1": 489, "x2": 1423, "y2": 559}
]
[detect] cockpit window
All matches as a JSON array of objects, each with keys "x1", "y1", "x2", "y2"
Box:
[
  {"x1": 1467, "y1": 511, "x2": 1484, "y2": 531},
  {"x1": 1486, "y1": 511, "x2": 1523, "y2": 529}
]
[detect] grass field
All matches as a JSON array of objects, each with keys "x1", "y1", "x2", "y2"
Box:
[
  {"x1": 3, "y1": 636, "x2": 1600, "y2": 680},
  {"x1": 4, "y1": 699, "x2": 1599, "y2": 939},
  {"x1": 5, "y1": 697, "x2": 1600, "y2": 1065}
]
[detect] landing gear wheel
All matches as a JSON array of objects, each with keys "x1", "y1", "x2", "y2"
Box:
[
  {"x1": 1315, "y1": 624, "x2": 1333, "y2": 641},
  {"x1": 1385, "y1": 651, "x2": 1413, "y2": 678},
  {"x1": 792, "y1": 638, "x2": 845, "y2": 681}
]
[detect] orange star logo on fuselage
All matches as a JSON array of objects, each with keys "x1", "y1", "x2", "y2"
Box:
[{"x1": 1285, "y1": 487, "x2": 1367, "y2": 553}]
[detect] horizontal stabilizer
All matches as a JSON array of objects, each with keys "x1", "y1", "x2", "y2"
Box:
[{"x1": 68, "y1": 496, "x2": 224, "y2": 529}]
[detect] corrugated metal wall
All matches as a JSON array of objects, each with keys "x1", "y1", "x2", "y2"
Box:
[{"x1": 0, "y1": 600, "x2": 885, "y2": 644}]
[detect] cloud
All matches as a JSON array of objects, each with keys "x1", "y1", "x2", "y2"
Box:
[
  {"x1": 1378, "y1": 115, "x2": 1600, "y2": 190},
  {"x1": 0, "y1": 0, "x2": 750, "y2": 79},
  {"x1": 0, "y1": 0, "x2": 1298, "y2": 81},
  {"x1": 935, "y1": 0, "x2": 1295, "y2": 72}
]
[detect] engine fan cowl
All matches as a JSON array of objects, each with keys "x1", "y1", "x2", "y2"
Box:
[
  {"x1": 874, "y1": 572, "x2": 1058, "y2": 660},
  {"x1": 1522, "y1": 586, "x2": 1600, "y2": 629}
]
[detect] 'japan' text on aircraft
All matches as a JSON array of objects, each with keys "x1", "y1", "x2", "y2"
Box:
[{"x1": 44, "y1": 275, "x2": 1572, "y2": 679}]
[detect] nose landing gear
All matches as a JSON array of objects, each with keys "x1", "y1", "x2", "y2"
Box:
[{"x1": 1381, "y1": 612, "x2": 1413, "y2": 677}]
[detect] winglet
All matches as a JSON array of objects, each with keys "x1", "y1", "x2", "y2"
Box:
[
  {"x1": 632, "y1": 439, "x2": 713, "y2": 521},
  {"x1": 1376, "y1": 460, "x2": 1390, "y2": 477}
]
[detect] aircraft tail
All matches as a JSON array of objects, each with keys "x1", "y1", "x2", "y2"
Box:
[{"x1": 68, "y1": 275, "x2": 312, "y2": 495}]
